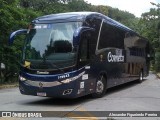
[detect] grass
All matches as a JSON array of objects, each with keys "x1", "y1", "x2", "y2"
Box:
[{"x1": 0, "y1": 82, "x2": 18, "y2": 89}]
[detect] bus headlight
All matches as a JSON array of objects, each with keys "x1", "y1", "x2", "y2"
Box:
[
  {"x1": 61, "y1": 79, "x2": 72, "y2": 84},
  {"x1": 19, "y1": 76, "x2": 27, "y2": 81}
]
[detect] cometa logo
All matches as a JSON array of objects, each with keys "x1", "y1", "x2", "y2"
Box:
[{"x1": 108, "y1": 52, "x2": 124, "y2": 62}]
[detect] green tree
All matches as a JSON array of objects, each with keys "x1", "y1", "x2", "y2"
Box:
[
  {"x1": 140, "y1": 7, "x2": 159, "y2": 71},
  {"x1": 0, "y1": 0, "x2": 40, "y2": 83},
  {"x1": 68, "y1": 0, "x2": 92, "y2": 11},
  {"x1": 91, "y1": 5, "x2": 108, "y2": 15}
]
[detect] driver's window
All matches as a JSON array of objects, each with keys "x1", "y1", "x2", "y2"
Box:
[
  {"x1": 80, "y1": 39, "x2": 88, "y2": 61},
  {"x1": 79, "y1": 33, "x2": 89, "y2": 63}
]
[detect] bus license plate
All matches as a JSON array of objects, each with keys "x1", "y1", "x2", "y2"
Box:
[{"x1": 37, "y1": 92, "x2": 46, "y2": 96}]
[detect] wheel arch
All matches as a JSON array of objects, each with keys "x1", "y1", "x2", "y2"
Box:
[
  {"x1": 99, "y1": 70, "x2": 107, "y2": 77},
  {"x1": 92, "y1": 70, "x2": 108, "y2": 98}
]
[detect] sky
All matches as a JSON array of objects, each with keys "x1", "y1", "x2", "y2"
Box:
[{"x1": 85, "y1": 0, "x2": 160, "y2": 17}]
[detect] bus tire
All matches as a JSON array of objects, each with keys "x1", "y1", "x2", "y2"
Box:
[
  {"x1": 92, "y1": 75, "x2": 106, "y2": 98},
  {"x1": 138, "y1": 70, "x2": 143, "y2": 83}
]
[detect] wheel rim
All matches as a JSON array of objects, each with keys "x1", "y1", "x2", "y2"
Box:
[{"x1": 96, "y1": 80, "x2": 104, "y2": 93}]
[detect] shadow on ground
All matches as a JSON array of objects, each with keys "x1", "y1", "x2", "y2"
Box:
[{"x1": 20, "y1": 79, "x2": 148, "y2": 106}]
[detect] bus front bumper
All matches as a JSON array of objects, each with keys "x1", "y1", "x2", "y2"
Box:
[{"x1": 19, "y1": 80, "x2": 81, "y2": 98}]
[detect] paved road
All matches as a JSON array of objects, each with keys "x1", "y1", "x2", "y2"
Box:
[{"x1": 0, "y1": 72, "x2": 160, "y2": 120}]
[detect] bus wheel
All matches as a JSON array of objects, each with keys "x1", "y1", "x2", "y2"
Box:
[
  {"x1": 92, "y1": 76, "x2": 106, "y2": 98},
  {"x1": 138, "y1": 70, "x2": 143, "y2": 83}
]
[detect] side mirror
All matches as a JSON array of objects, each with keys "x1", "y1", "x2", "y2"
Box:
[
  {"x1": 9, "y1": 29, "x2": 27, "y2": 45},
  {"x1": 73, "y1": 27, "x2": 95, "y2": 47}
]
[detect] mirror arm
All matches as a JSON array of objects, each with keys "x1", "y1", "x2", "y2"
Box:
[{"x1": 9, "y1": 29, "x2": 27, "y2": 45}]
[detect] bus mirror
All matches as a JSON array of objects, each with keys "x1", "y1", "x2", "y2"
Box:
[
  {"x1": 9, "y1": 29, "x2": 27, "y2": 45},
  {"x1": 73, "y1": 27, "x2": 95, "y2": 46}
]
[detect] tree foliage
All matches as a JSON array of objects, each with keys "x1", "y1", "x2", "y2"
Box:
[{"x1": 139, "y1": 7, "x2": 160, "y2": 71}]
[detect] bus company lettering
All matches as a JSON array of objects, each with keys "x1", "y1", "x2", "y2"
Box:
[{"x1": 108, "y1": 52, "x2": 124, "y2": 62}]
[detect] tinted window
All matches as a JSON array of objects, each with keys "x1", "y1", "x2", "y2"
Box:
[
  {"x1": 80, "y1": 38, "x2": 88, "y2": 61},
  {"x1": 85, "y1": 15, "x2": 102, "y2": 45},
  {"x1": 129, "y1": 47, "x2": 145, "y2": 57},
  {"x1": 98, "y1": 21, "x2": 125, "y2": 49}
]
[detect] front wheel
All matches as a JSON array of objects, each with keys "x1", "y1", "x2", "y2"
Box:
[{"x1": 92, "y1": 76, "x2": 106, "y2": 98}]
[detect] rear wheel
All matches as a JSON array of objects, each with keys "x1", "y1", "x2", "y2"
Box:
[
  {"x1": 92, "y1": 75, "x2": 106, "y2": 98},
  {"x1": 138, "y1": 70, "x2": 143, "y2": 83}
]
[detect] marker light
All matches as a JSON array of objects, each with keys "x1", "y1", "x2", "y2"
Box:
[
  {"x1": 61, "y1": 79, "x2": 72, "y2": 84},
  {"x1": 19, "y1": 76, "x2": 27, "y2": 81}
]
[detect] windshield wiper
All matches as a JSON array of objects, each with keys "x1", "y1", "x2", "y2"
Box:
[
  {"x1": 47, "y1": 61, "x2": 64, "y2": 73},
  {"x1": 43, "y1": 54, "x2": 64, "y2": 73}
]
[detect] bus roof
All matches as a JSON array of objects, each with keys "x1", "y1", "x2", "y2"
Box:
[
  {"x1": 32, "y1": 12, "x2": 93, "y2": 23},
  {"x1": 32, "y1": 12, "x2": 140, "y2": 37}
]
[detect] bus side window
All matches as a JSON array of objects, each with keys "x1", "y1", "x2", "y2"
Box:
[{"x1": 98, "y1": 21, "x2": 124, "y2": 49}]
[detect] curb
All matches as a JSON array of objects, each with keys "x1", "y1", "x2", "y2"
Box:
[{"x1": 0, "y1": 83, "x2": 18, "y2": 89}]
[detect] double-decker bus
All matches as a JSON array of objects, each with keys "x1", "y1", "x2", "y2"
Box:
[{"x1": 9, "y1": 12, "x2": 150, "y2": 98}]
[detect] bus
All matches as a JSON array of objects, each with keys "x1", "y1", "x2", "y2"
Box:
[{"x1": 9, "y1": 12, "x2": 150, "y2": 98}]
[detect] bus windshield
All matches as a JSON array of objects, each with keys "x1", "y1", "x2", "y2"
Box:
[{"x1": 23, "y1": 22, "x2": 82, "y2": 70}]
